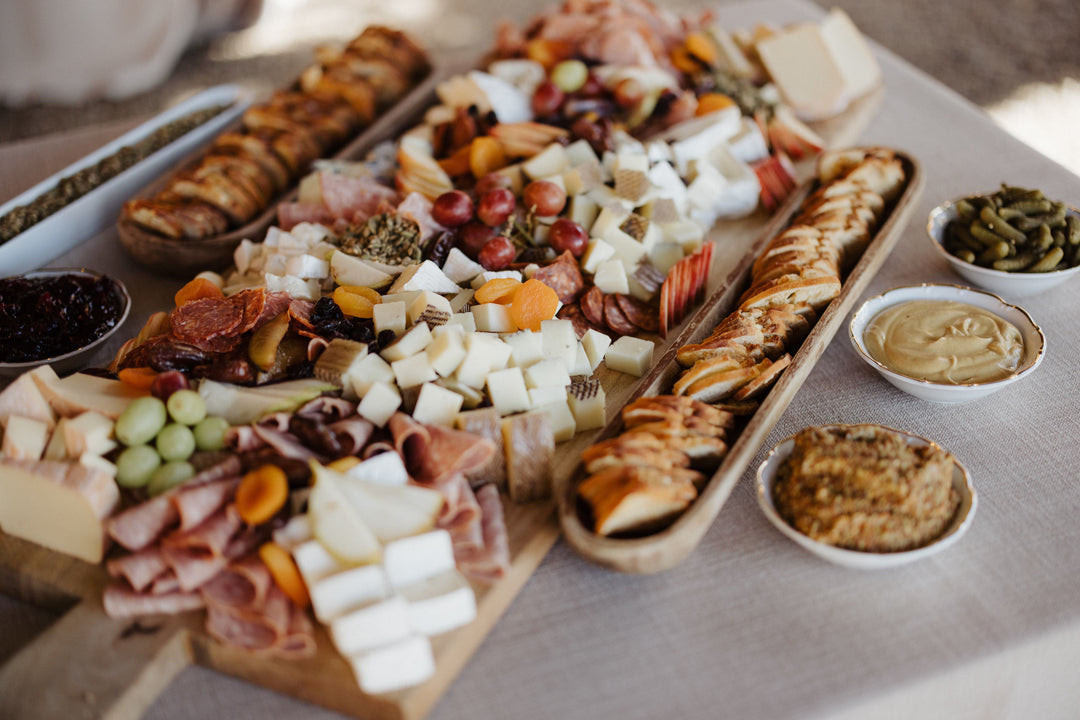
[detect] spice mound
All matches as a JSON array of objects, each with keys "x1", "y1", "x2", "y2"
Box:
[
  {"x1": 0, "y1": 272, "x2": 125, "y2": 363},
  {"x1": 773, "y1": 425, "x2": 959, "y2": 553}
]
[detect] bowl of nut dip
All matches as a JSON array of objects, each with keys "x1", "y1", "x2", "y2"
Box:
[
  {"x1": 849, "y1": 284, "x2": 1045, "y2": 403},
  {"x1": 757, "y1": 424, "x2": 977, "y2": 569}
]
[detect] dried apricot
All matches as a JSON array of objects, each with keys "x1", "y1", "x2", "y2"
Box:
[
  {"x1": 696, "y1": 93, "x2": 736, "y2": 116},
  {"x1": 510, "y1": 278, "x2": 560, "y2": 331},
  {"x1": 474, "y1": 277, "x2": 522, "y2": 304},
  {"x1": 470, "y1": 136, "x2": 508, "y2": 179},
  {"x1": 174, "y1": 277, "x2": 224, "y2": 307}
]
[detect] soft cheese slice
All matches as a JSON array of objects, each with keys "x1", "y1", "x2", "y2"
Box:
[
  {"x1": 0, "y1": 371, "x2": 55, "y2": 429},
  {"x1": 332, "y1": 595, "x2": 412, "y2": 656},
  {"x1": 32, "y1": 372, "x2": 145, "y2": 420},
  {"x1": 819, "y1": 8, "x2": 882, "y2": 101},
  {"x1": 309, "y1": 564, "x2": 391, "y2": 623},
  {"x1": 398, "y1": 569, "x2": 477, "y2": 637},
  {"x1": 292, "y1": 537, "x2": 349, "y2": 586},
  {"x1": 0, "y1": 458, "x2": 119, "y2": 563},
  {"x1": 756, "y1": 23, "x2": 848, "y2": 120},
  {"x1": 348, "y1": 635, "x2": 435, "y2": 695},
  {"x1": 383, "y1": 529, "x2": 456, "y2": 589},
  {"x1": 1, "y1": 416, "x2": 50, "y2": 461}
]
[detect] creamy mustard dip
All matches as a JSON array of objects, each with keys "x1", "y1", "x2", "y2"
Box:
[{"x1": 864, "y1": 300, "x2": 1023, "y2": 384}]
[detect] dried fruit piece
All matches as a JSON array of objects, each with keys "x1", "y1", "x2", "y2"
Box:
[
  {"x1": 236, "y1": 464, "x2": 290, "y2": 525},
  {"x1": 117, "y1": 367, "x2": 158, "y2": 391},
  {"x1": 174, "y1": 277, "x2": 224, "y2": 307},
  {"x1": 511, "y1": 278, "x2": 560, "y2": 331},
  {"x1": 332, "y1": 286, "x2": 376, "y2": 318},
  {"x1": 470, "y1": 136, "x2": 508, "y2": 179},
  {"x1": 475, "y1": 277, "x2": 523, "y2": 304}
]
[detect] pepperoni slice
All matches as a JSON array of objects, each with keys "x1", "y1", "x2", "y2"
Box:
[
  {"x1": 530, "y1": 251, "x2": 584, "y2": 304},
  {"x1": 556, "y1": 304, "x2": 591, "y2": 339},
  {"x1": 603, "y1": 294, "x2": 638, "y2": 336},
  {"x1": 615, "y1": 294, "x2": 660, "y2": 333},
  {"x1": 580, "y1": 286, "x2": 606, "y2": 327},
  {"x1": 171, "y1": 297, "x2": 244, "y2": 345}
]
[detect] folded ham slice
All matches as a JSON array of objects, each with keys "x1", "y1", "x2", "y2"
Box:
[
  {"x1": 103, "y1": 583, "x2": 205, "y2": 618},
  {"x1": 457, "y1": 483, "x2": 511, "y2": 583},
  {"x1": 106, "y1": 547, "x2": 168, "y2": 593},
  {"x1": 389, "y1": 413, "x2": 495, "y2": 486}
]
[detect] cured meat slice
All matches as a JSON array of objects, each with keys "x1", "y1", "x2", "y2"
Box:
[
  {"x1": 150, "y1": 572, "x2": 182, "y2": 596},
  {"x1": 162, "y1": 506, "x2": 244, "y2": 558},
  {"x1": 530, "y1": 251, "x2": 585, "y2": 303},
  {"x1": 328, "y1": 417, "x2": 375, "y2": 456},
  {"x1": 201, "y1": 556, "x2": 274, "y2": 609},
  {"x1": 288, "y1": 298, "x2": 316, "y2": 329},
  {"x1": 390, "y1": 413, "x2": 496, "y2": 486},
  {"x1": 174, "y1": 478, "x2": 241, "y2": 532},
  {"x1": 603, "y1": 294, "x2": 639, "y2": 336},
  {"x1": 580, "y1": 286, "x2": 607, "y2": 327},
  {"x1": 319, "y1": 171, "x2": 401, "y2": 221},
  {"x1": 103, "y1": 583, "x2": 205, "y2": 618},
  {"x1": 297, "y1": 396, "x2": 357, "y2": 422},
  {"x1": 556, "y1": 303, "x2": 591, "y2": 339},
  {"x1": 203, "y1": 582, "x2": 315, "y2": 659},
  {"x1": 108, "y1": 494, "x2": 179, "y2": 552},
  {"x1": 437, "y1": 473, "x2": 484, "y2": 555},
  {"x1": 162, "y1": 545, "x2": 230, "y2": 593},
  {"x1": 106, "y1": 547, "x2": 168, "y2": 593},
  {"x1": 455, "y1": 408, "x2": 507, "y2": 490},
  {"x1": 457, "y1": 483, "x2": 511, "y2": 583},
  {"x1": 252, "y1": 424, "x2": 320, "y2": 462},
  {"x1": 278, "y1": 201, "x2": 335, "y2": 231},
  {"x1": 171, "y1": 297, "x2": 244, "y2": 346},
  {"x1": 397, "y1": 191, "x2": 447, "y2": 241},
  {"x1": 362, "y1": 440, "x2": 397, "y2": 459},
  {"x1": 615, "y1": 294, "x2": 660, "y2": 333},
  {"x1": 389, "y1": 412, "x2": 431, "y2": 458}
]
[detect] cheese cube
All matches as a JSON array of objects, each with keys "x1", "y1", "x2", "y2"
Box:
[
  {"x1": 522, "y1": 143, "x2": 570, "y2": 179},
  {"x1": 581, "y1": 329, "x2": 612, "y2": 372},
  {"x1": 540, "y1": 319, "x2": 576, "y2": 359},
  {"x1": 344, "y1": 452, "x2": 409, "y2": 487},
  {"x1": 454, "y1": 343, "x2": 493, "y2": 389},
  {"x1": 357, "y1": 382, "x2": 401, "y2": 427},
  {"x1": 399, "y1": 569, "x2": 477, "y2": 637},
  {"x1": 426, "y1": 324, "x2": 466, "y2": 377},
  {"x1": 469, "y1": 333, "x2": 512, "y2": 370},
  {"x1": 43, "y1": 418, "x2": 69, "y2": 461},
  {"x1": 486, "y1": 367, "x2": 531, "y2": 416},
  {"x1": 381, "y1": 291, "x2": 423, "y2": 307},
  {"x1": 292, "y1": 538, "x2": 349, "y2": 585},
  {"x1": 569, "y1": 343, "x2": 592, "y2": 377},
  {"x1": 407, "y1": 291, "x2": 453, "y2": 327},
  {"x1": 524, "y1": 358, "x2": 571, "y2": 389},
  {"x1": 471, "y1": 270, "x2": 522, "y2": 290},
  {"x1": 645, "y1": 140, "x2": 674, "y2": 164},
  {"x1": 590, "y1": 205, "x2": 630, "y2": 239},
  {"x1": 727, "y1": 118, "x2": 770, "y2": 164},
  {"x1": 331, "y1": 595, "x2": 412, "y2": 656},
  {"x1": 601, "y1": 227, "x2": 647, "y2": 269},
  {"x1": 345, "y1": 354, "x2": 395, "y2": 398},
  {"x1": 0, "y1": 372, "x2": 55, "y2": 429},
  {"x1": 63, "y1": 411, "x2": 114, "y2": 457},
  {"x1": 566, "y1": 193, "x2": 599, "y2": 229},
  {"x1": 388, "y1": 260, "x2": 461, "y2": 294},
  {"x1": 649, "y1": 241, "x2": 687, "y2": 275},
  {"x1": 449, "y1": 288, "x2": 475, "y2": 314},
  {"x1": 411, "y1": 383, "x2": 464, "y2": 426},
  {"x1": 284, "y1": 253, "x2": 330, "y2": 279},
  {"x1": 310, "y1": 564, "x2": 391, "y2": 623},
  {"x1": 1, "y1": 416, "x2": 49, "y2": 461},
  {"x1": 564, "y1": 138, "x2": 599, "y2": 167},
  {"x1": 567, "y1": 379, "x2": 606, "y2": 431},
  {"x1": 613, "y1": 150, "x2": 649, "y2": 174},
  {"x1": 528, "y1": 385, "x2": 568, "y2": 410},
  {"x1": 348, "y1": 635, "x2": 435, "y2": 696},
  {"x1": 503, "y1": 330, "x2": 545, "y2": 368},
  {"x1": 666, "y1": 106, "x2": 741, "y2": 174},
  {"x1": 445, "y1": 312, "x2": 477, "y2": 333},
  {"x1": 563, "y1": 162, "x2": 603, "y2": 196},
  {"x1": 661, "y1": 220, "x2": 705, "y2": 253},
  {"x1": 330, "y1": 250, "x2": 393, "y2": 289},
  {"x1": 381, "y1": 322, "x2": 433, "y2": 363},
  {"x1": 604, "y1": 336, "x2": 655, "y2": 377},
  {"x1": 373, "y1": 300, "x2": 407, "y2": 338},
  {"x1": 383, "y1": 529, "x2": 456, "y2": 588},
  {"x1": 391, "y1": 353, "x2": 437, "y2": 389},
  {"x1": 580, "y1": 238, "x2": 616, "y2": 275},
  {"x1": 441, "y1": 248, "x2": 485, "y2": 285},
  {"x1": 471, "y1": 303, "x2": 517, "y2": 333},
  {"x1": 593, "y1": 259, "x2": 630, "y2": 295},
  {"x1": 264, "y1": 273, "x2": 320, "y2": 301},
  {"x1": 537, "y1": 400, "x2": 576, "y2": 442}
]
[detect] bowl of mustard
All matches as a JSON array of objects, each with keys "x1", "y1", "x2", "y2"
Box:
[{"x1": 849, "y1": 284, "x2": 1045, "y2": 403}]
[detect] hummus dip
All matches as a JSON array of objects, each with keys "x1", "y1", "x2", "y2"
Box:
[{"x1": 863, "y1": 300, "x2": 1023, "y2": 384}]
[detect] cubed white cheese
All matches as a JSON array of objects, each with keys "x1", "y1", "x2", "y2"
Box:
[
  {"x1": 383, "y1": 529, "x2": 456, "y2": 589},
  {"x1": 388, "y1": 260, "x2": 461, "y2": 294},
  {"x1": 264, "y1": 273, "x2": 320, "y2": 301},
  {"x1": 284, "y1": 253, "x2": 330, "y2": 279},
  {"x1": 381, "y1": 323, "x2": 433, "y2": 363},
  {"x1": 310, "y1": 564, "x2": 391, "y2": 623},
  {"x1": 601, "y1": 227, "x2": 647, "y2": 269},
  {"x1": 613, "y1": 150, "x2": 649, "y2": 174},
  {"x1": 448, "y1": 288, "x2": 476, "y2": 314},
  {"x1": 331, "y1": 595, "x2": 413, "y2": 656},
  {"x1": 467, "y1": 70, "x2": 532, "y2": 124},
  {"x1": 566, "y1": 193, "x2": 599, "y2": 229},
  {"x1": 1, "y1": 416, "x2": 50, "y2": 461},
  {"x1": 564, "y1": 138, "x2": 599, "y2": 167},
  {"x1": 661, "y1": 220, "x2": 706, "y2": 254},
  {"x1": 590, "y1": 205, "x2": 630, "y2": 239},
  {"x1": 727, "y1": 118, "x2": 770, "y2": 163},
  {"x1": 486, "y1": 367, "x2": 531, "y2": 416},
  {"x1": 398, "y1": 569, "x2": 477, "y2": 637},
  {"x1": 42, "y1": 418, "x2": 69, "y2": 461},
  {"x1": 522, "y1": 143, "x2": 570, "y2": 179},
  {"x1": 665, "y1": 106, "x2": 742, "y2": 174},
  {"x1": 348, "y1": 635, "x2": 435, "y2": 696},
  {"x1": 502, "y1": 330, "x2": 545, "y2": 368},
  {"x1": 445, "y1": 312, "x2": 477, "y2": 333},
  {"x1": 528, "y1": 385, "x2": 568, "y2": 410},
  {"x1": 567, "y1": 380, "x2": 606, "y2": 431},
  {"x1": 470, "y1": 270, "x2": 522, "y2": 290},
  {"x1": 292, "y1": 538, "x2": 350, "y2": 586},
  {"x1": 411, "y1": 383, "x2": 464, "y2": 426},
  {"x1": 580, "y1": 238, "x2": 616, "y2": 275},
  {"x1": 441, "y1": 248, "x2": 486, "y2": 285},
  {"x1": 581, "y1": 329, "x2": 612, "y2": 372},
  {"x1": 357, "y1": 382, "x2": 401, "y2": 428},
  {"x1": 569, "y1": 342, "x2": 592, "y2": 377},
  {"x1": 343, "y1": 452, "x2": 409, "y2": 487},
  {"x1": 523, "y1": 358, "x2": 571, "y2": 389},
  {"x1": 471, "y1": 303, "x2": 517, "y2": 333},
  {"x1": 62, "y1": 411, "x2": 114, "y2": 457},
  {"x1": 79, "y1": 451, "x2": 117, "y2": 477},
  {"x1": 426, "y1": 326, "x2": 467, "y2": 377},
  {"x1": 593, "y1": 259, "x2": 630, "y2": 295},
  {"x1": 536, "y1": 400, "x2": 576, "y2": 443},
  {"x1": 540, "y1": 319, "x2": 576, "y2": 359},
  {"x1": 345, "y1": 354, "x2": 395, "y2": 398},
  {"x1": 604, "y1": 336, "x2": 655, "y2": 377},
  {"x1": 647, "y1": 161, "x2": 688, "y2": 210},
  {"x1": 391, "y1": 353, "x2": 437, "y2": 389},
  {"x1": 407, "y1": 291, "x2": 453, "y2": 327},
  {"x1": 373, "y1": 300, "x2": 407, "y2": 338}
]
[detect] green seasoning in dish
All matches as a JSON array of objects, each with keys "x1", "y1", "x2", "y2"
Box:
[
  {"x1": 863, "y1": 299, "x2": 1023, "y2": 384},
  {"x1": 0, "y1": 104, "x2": 228, "y2": 243}
]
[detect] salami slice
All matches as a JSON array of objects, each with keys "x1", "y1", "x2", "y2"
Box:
[
  {"x1": 603, "y1": 294, "x2": 639, "y2": 336},
  {"x1": 615, "y1": 294, "x2": 660, "y2": 333},
  {"x1": 531, "y1": 251, "x2": 584, "y2": 303},
  {"x1": 171, "y1": 296, "x2": 245, "y2": 346},
  {"x1": 580, "y1": 286, "x2": 607, "y2": 327},
  {"x1": 235, "y1": 288, "x2": 267, "y2": 333}
]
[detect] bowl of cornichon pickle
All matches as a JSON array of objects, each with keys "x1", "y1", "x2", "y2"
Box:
[{"x1": 927, "y1": 185, "x2": 1080, "y2": 296}]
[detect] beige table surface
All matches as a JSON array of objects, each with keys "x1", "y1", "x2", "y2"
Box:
[{"x1": 4, "y1": 1, "x2": 1080, "y2": 718}]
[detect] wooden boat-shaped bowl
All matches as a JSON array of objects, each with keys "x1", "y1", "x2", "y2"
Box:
[
  {"x1": 116, "y1": 68, "x2": 444, "y2": 278},
  {"x1": 557, "y1": 149, "x2": 924, "y2": 574}
]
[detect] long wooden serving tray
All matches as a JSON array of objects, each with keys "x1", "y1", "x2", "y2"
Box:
[
  {"x1": 0, "y1": 95, "x2": 891, "y2": 720},
  {"x1": 558, "y1": 150, "x2": 924, "y2": 573}
]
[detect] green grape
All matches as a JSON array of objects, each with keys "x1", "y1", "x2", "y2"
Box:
[
  {"x1": 155, "y1": 423, "x2": 196, "y2": 462},
  {"x1": 551, "y1": 60, "x2": 588, "y2": 93},
  {"x1": 115, "y1": 397, "x2": 167, "y2": 447},
  {"x1": 193, "y1": 416, "x2": 230, "y2": 451},
  {"x1": 147, "y1": 461, "x2": 195, "y2": 496},
  {"x1": 166, "y1": 389, "x2": 207, "y2": 426},
  {"x1": 114, "y1": 445, "x2": 162, "y2": 488}
]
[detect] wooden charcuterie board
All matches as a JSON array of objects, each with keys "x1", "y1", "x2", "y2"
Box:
[{"x1": 0, "y1": 84, "x2": 892, "y2": 720}]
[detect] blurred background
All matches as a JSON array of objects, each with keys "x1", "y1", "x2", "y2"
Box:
[{"x1": 0, "y1": 0, "x2": 1078, "y2": 174}]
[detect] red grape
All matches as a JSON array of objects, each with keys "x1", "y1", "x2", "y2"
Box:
[
  {"x1": 531, "y1": 80, "x2": 565, "y2": 116},
  {"x1": 477, "y1": 188, "x2": 516, "y2": 227},
  {"x1": 432, "y1": 190, "x2": 473, "y2": 227},
  {"x1": 548, "y1": 218, "x2": 589, "y2": 257},
  {"x1": 478, "y1": 237, "x2": 517, "y2": 270},
  {"x1": 151, "y1": 370, "x2": 190, "y2": 402},
  {"x1": 475, "y1": 172, "x2": 513, "y2": 196},
  {"x1": 522, "y1": 180, "x2": 567, "y2": 216},
  {"x1": 457, "y1": 221, "x2": 498, "y2": 259},
  {"x1": 579, "y1": 72, "x2": 604, "y2": 98}
]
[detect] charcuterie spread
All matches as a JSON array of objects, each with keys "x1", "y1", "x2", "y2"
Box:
[{"x1": 4, "y1": 1, "x2": 1030, "y2": 718}]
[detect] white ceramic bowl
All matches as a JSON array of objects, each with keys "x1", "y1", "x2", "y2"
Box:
[
  {"x1": 927, "y1": 199, "x2": 1080, "y2": 297},
  {"x1": 0, "y1": 84, "x2": 252, "y2": 275},
  {"x1": 849, "y1": 284, "x2": 1045, "y2": 403},
  {"x1": 756, "y1": 425, "x2": 977, "y2": 570},
  {"x1": 0, "y1": 269, "x2": 131, "y2": 377}
]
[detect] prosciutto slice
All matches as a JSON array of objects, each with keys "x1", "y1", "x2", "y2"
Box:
[
  {"x1": 106, "y1": 547, "x2": 168, "y2": 593},
  {"x1": 107, "y1": 494, "x2": 179, "y2": 552},
  {"x1": 174, "y1": 477, "x2": 240, "y2": 532},
  {"x1": 389, "y1": 413, "x2": 496, "y2": 486},
  {"x1": 435, "y1": 473, "x2": 484, "y2": 557},
  {"x1": 457, "y1": 483, "x2": 511, "y2": 583},
  {"x1": 103, "y1": 583, "x2": 205, "y2": 618}
]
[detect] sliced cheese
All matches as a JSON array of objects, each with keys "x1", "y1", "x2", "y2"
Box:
[
  {"x1": 32, "y1": 372, "x2": 144, "y2": 420},
  {"x1": 1, "y1": 416, "x2": 49, "y2": 461},
  {"x1": 398, "y1": 569, "x2": 477, "y2": 637},
  {"x1": 756, "y1": 23, "x2": 848, "y2": 120},
  {"x1": 388, "y1": 260, "x2": 461, "y2": 294},
  {"x1": 332, "y1": 595, "x2": 412, "y2": 656},
  {"x1": 442, "y1": 248, "x2": 485, "y2": 285},
  {"x1": 471, "y1": 303, "x2": 517, "y2": 333},
  {"x1": 0, "y1": 371, "x2": 55, "y2": 430},
  {"x1": 292, "y1": 537, "x2": 350, "y2": 585},
  {"x1": 383, "y1": 530, "x2": 456, "y2": 589},
  {"x1": 348, "y1": 635, "x2": 435, "y2": 696},
  {"x1": 309, "y1": 564, "x2": 391, "y2": 624}
]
